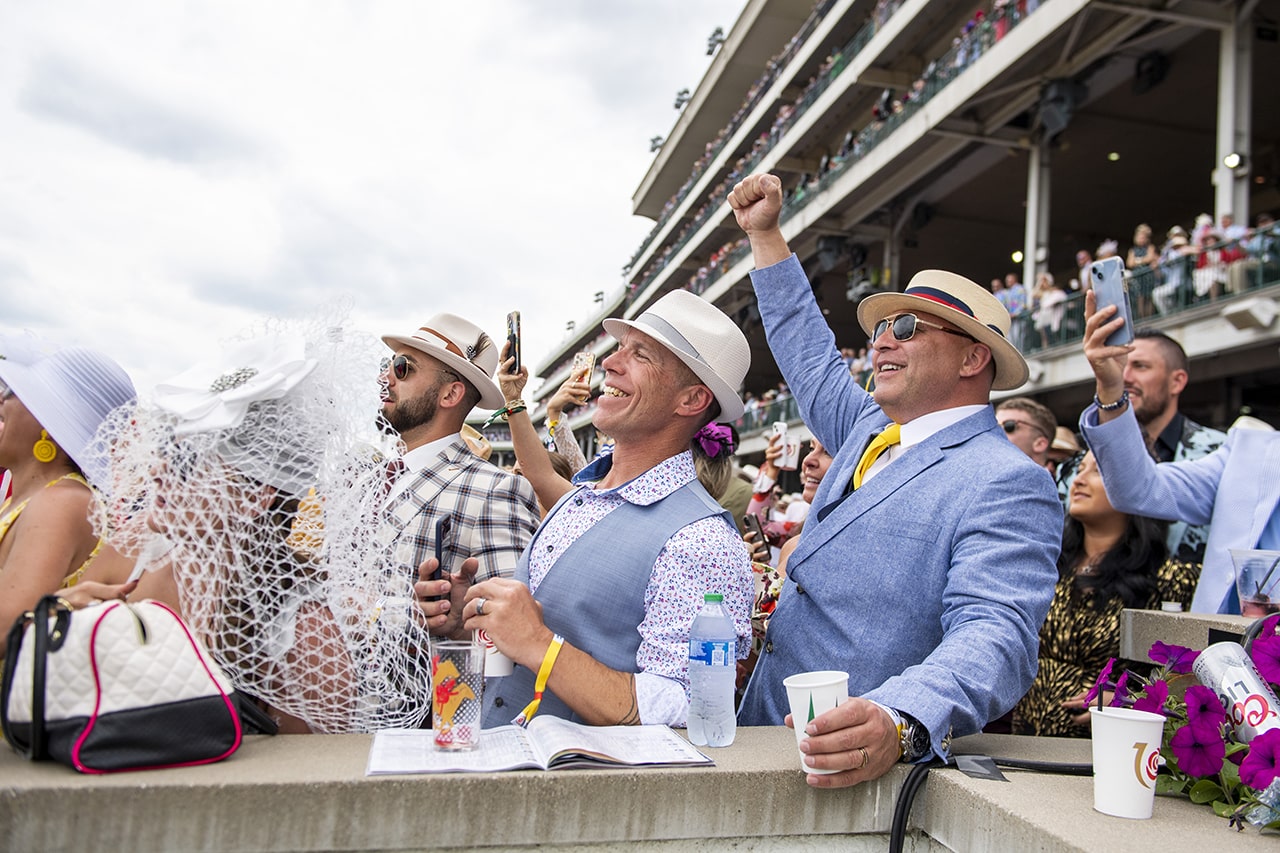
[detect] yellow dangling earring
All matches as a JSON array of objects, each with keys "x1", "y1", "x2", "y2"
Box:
[{"x1": 33, "y1": 430, "x2": 57, "y2": 463}]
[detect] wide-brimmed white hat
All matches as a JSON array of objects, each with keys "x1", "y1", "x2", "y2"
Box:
[
  {"x1": 603, "y1": 290, "x2": 750, "y2": 421},
  {"x1": 0, "y1": 346, "x2": 136, "y2": 486},
  {"x1": 857, "y1": 270, "x2": 1029, "y2": 390},
  {"x1": 382, "y1": 314, "x2": 504, "y2": 410}
]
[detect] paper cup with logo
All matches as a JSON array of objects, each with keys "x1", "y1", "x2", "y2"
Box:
[
  {"x1": 1090, "y1": 706, "x2": 1165, "y2": 818},
  {"x1": 782, "y1": 670, "x2": 850, "y2": 774},
  {"x1": 477, "y1": 628, "x2": 513, "y2": 677}
]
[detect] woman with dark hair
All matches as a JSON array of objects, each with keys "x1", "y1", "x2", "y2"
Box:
[{"x1": 1013, "y1": 451, "x2": 1198, "y2": 736}]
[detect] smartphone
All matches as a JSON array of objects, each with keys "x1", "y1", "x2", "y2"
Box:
[
  {"x1": 1090, "y1": 258, "x2": 1134, "y2": 347},
  {"x1": 428, "y1": 515, "x2": 454, "y2": 601},
  {"x1": 743, "y1": 513, "x2": 766, "y2": 543},
  {"x1": 506, "y1": 311, "x2": 521, "y2": 374},
  {"x1": 772, "y1": 421, "x2": 800, "y2": 471},
  {"x1": 571, "y1": 350, "x2": 596, "y2": 385}
]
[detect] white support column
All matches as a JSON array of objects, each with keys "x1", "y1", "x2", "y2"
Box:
[
  {"x1": 1022, "y1": 141, "x2": 1049, "y2": 289},
  {"x1": 1214, "y1": 9, "x2": 1252, "y2": 222}
]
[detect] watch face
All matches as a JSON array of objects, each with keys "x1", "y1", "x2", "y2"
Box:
[{"x1": 909, "y1": 723, "x2": 931, "y2": 758}]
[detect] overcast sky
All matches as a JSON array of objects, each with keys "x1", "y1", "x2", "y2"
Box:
[{"x1": 0, "y1": 0, "x2": 744, "y2": 395}]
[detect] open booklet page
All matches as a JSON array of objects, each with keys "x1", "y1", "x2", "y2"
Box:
[{"x1": 366, "y1": 717, "x2": 712, "y2": 775}]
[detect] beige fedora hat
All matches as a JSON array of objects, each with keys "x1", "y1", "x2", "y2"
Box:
[
  {"x1": 857, "y1": 270, "x2": 1029, "y2": 390},
  {"x1": 382, "y1": 314, "x2": 504, "y2": 409},
  {"x1": 603, "y1": 290, "x2": 750, "y2": 421}
]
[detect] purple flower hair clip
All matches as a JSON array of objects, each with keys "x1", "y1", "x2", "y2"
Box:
[{"x1": 694, "y1": 423, "x2": 734, "y2": 459}]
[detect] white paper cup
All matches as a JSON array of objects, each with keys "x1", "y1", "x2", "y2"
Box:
[
  {"x1": 782, "y1": 670, "x2": 849, "y2": 774},
  {"x1": 478, "y1": 628, "x2": 513, "y2": 677},
  {"x1": 1090, "y1": 706, "x2": 1165, "y2": 819}
]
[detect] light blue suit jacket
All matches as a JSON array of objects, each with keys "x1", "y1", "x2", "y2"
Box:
[
  {"x1": 738, "y1": 256, "x2": 1061, "y2": 758},
  {"x1": 1081, "y1": 404, "x2": 1280, "y2": 612}
]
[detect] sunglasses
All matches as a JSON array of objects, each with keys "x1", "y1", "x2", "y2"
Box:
[
  {"x1": 384, "y1": 354, "x2": 460, "y2": 384},
  {"x1": 1002, "y1": 419, "x2": 1049, "y2": 440},
  {"x1": 872, "y1": 313, "x2": 975, "y2": 343}
]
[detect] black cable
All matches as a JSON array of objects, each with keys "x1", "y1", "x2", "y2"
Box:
[{"x1": 886, "y1": 755, "x2": 1093, "y2": 852}]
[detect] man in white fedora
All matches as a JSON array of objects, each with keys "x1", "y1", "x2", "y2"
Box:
[
  {"x1": 380, "y1": 314, "x2": 540, "y2": 637},
  {"x1": 729, "y1": 173, "x2": 1060, "y2": 787},
  {"x1": 463, "y1": 290, "x2": 754, "y2": 728}
]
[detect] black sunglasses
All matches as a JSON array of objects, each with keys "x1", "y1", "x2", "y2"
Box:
[
  {"x1": 873, "y1": 313, "x2": 975, "y2": 343},
  {"x1": 384, "y1": 354, "x2": 460, "y2": 384},
  {"x1": 1002, "y1": 419, "x2": 1050, "y2": 441}
]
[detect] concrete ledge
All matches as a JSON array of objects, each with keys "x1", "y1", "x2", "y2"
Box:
[
  {"x1": 1120, "y1": 609, "x2": 1255, "y2": 662},
  {"x1": 1, "y1": 729, "x2": 1273, "y2": 852}
]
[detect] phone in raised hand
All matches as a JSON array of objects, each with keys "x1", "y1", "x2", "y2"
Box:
[
  {"x1": 506, "y1": 311, "x2": 521, "y2": 373},
  {"x1": 1090, "y1": 258, "x2": 1134, "y2": 347}
]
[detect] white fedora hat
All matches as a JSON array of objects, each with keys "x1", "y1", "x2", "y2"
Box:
[
  {"x1": 603, "y1": 290, "x2": 750, "y2": 421},
  {"x1": 382, "y1": 314, "x2": 504, "y2": 410},
  {"x1": 0, "y1": 346, "x2": 136, "y2": 486},
  {"x1": 857, "y1": 270, "x2": 1029, "y2": 391}
]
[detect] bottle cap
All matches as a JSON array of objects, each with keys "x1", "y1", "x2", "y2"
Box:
[{"x1": 704, "y1": 593, "x2": 724, "y2": 603}]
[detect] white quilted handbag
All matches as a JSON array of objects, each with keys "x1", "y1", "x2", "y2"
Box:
[{"x1": 2, "y1": 595, "x2": 242, "y2": 773}]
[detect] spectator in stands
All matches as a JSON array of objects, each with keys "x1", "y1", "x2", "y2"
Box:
[
  {"x1": 1193, "y1": 229, "x2": 1243, "y2": 302},
  {"x1": 1013, "y1": 451, "x2": 1197, "y2": 736},
  {"x1": 1002, "y1": 272, "x2": 1028, "y2": 351},
  {"x1": 476, "y1": 290, "x2": 753, "y2": 727},
  {"x1": 1031, "y1": 271, "x2": 1067, "y2": 349},
  {"x1": 545, "y1": 374, "x2": 591, "y2": 474},
  {"x1": 1152, "y1": 227, "x2": 1195, "y2": 315},
  {"x1": 1126, "y1": 224, "x2": 1160, "y2": 318},
  {"x1": 0, "y1": 346, "x2": 135, "y2": 657},
  {"x1": 1229, "y1": 212, "x2": 1279, "y2": 293},
  {"x1": 995, "y1": 397, "x2": 1057, "y2": 468},
  {"x1": 729, "y1": 172, "x2": 1059, "y2": 787},
  {"x1": 1059, "y1": 329, "x2": 1225, "y2": 565},
  {"x1": 1096, "y1": 239, "x2": 1119, "y2": 260},
  {"x1": 1074, "y1": 250, "x2": 1093, "y2": 292},
  {"x1": 1079, "y1": 294, "x2": 1279, "y2": 613},
  {"x1": 1046, "y1": 427, "x2": 1082, "y2": 479},
  {"x1": 1221, "y1": 212, "x2": 1248, "y2": 244}
]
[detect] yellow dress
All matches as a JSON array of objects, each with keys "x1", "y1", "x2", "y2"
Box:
[{"x1": 0, "y1": 472, "x2": 104, "y2": 588}]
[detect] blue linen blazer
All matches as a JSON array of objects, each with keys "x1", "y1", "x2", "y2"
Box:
[
  {"x1": 1081, "y1": 405, "x2": 1280, "y2": 613},
  {"x1": 738, "y1": 255, "x2": 1061, "y2": 759}
]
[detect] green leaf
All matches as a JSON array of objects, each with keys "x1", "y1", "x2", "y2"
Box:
[
  {"x1": 1189, "y1": 779, "x2": 1224, "y2": 803},
  {"x1": 1220, "y1": 760, "x2": 1241, "y2": 787},
  {"x1": 1212, "y1": 800, "x2": 1236, "y2": 818},
  {"x1": 1224, "y1": 741, "x2": 1249, "y2": 757},
  {"x1": 1156, "y1": 775, "x2": 1188, "y2": 795}
]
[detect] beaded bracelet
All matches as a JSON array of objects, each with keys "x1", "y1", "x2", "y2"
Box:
[{"x1": 1093, "y1": 390, "x2": 1129, "y2": 412}]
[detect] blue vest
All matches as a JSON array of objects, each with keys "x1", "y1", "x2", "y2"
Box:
[{"x1": 482, "y1": 477, "x2": 731, "y2": 726}]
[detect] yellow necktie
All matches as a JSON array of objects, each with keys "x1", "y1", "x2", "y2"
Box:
[{"x1": 852, "y1": 423, "x2": 901, "y2": 490}]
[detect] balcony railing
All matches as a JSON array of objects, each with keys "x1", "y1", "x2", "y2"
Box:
[
  {"x1": 1014, "y1": 236, "x2": 1279, "y2": 354},
  {"x1": 630, "y1": 1, "x2": 1035, "y2": 306}
]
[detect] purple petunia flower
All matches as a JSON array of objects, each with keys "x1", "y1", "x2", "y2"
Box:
[
  {"x1": 1084, "y1": 658, "x2": 1116, "y2": 705},
  {"x1": 1240, "y1": 729, "x2": 1280, "y2": 790},
  {"x1": 1184, "y1": 684, "x2": 1227, "y2": 729},
  {"x1": 1110, "y1": 672, "x2": 1131, "y2": 707},
  {"x1": 1148, "y1": 641, "x2": 1200, "y2": 674},
  {"x1": 1250, "y1": 634, "x2": 1280, "y2": 686},
  {"x1": 1171, "y1": 722, "x2": 1226, "y2": 778},
  {"x1": 1133, "y1": 679, "x2": 1169, "y2": 715}
]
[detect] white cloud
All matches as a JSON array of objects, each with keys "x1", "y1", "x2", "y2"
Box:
[{"x1": 0, "y1": 0, "x2": 742, "y2": 393}]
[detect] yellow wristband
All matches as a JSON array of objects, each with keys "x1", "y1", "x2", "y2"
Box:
[
  {"x1": 548, "y1": 419, "x2": 559, "y2": 432},
  {"x1": 515, "y1": 634, "x2": 565, "y2": 727}
]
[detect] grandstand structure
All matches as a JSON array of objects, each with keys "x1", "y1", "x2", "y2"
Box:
[{"x1": 509, "y1": 0, "x2": 1279, "y2": 468}]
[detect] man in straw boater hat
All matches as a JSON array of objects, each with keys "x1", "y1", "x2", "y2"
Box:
[
  {"x1": 462, "y1": 290, "x2": 754, "y2": 728},
  {"x1": 728, "y1": 173, "x2": 1060, "y2": 787},
  {"x1": 380, "y1": 314, "x2": 540, "y2": 637}
]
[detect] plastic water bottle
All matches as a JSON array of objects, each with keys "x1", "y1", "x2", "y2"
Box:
[{"x1": 687, "y1": 593, "x2": 737, "y2": 747}]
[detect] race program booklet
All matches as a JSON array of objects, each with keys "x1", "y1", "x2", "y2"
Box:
[{"x1": 366, "y1": 717, "x2": 713, "y2": 774}]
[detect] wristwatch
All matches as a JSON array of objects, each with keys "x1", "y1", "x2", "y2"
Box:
[{"x1": 883, "y1": 706, "x2": 931, "y2": 763}]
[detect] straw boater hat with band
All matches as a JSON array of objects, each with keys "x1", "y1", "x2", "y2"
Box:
[
  {"x1": 857, "y1": 269, "x2": 1030, "y2": 391},
  {"x1": 603, "y1": 289, "x2": 750, "y2": 421},
  {"x1": 382, "y1": 314, "x2": 505, "y2": 410}
]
